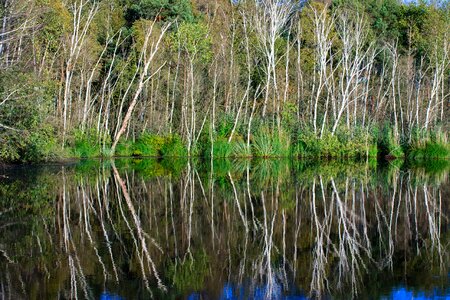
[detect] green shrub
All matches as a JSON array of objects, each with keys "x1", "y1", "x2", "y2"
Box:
[
  {"x1": 71, "y1": 129, "x2": 102, "y2": 158},
  {"x1": 132, "y1": 133, "x2": 164, "y2": 157},
  {"x1": 232, "y1": 140, "x2": 252, "y2": 158},
  {"x1": 253, "y1": 127, "x2": 291, "y2": 157},
  {"x1": 101, "y1": 147, "x2": 114, "y2": 158},
  {"x1": 115, "y1": 139, "x2": 133, "y2": 157},
  {"x1": 369, "y1": 143, "x2": 378, "y2": 158},
  {"x1": 205, "y1": 134, "x2": 251, "y2": 158},
  {"x1": 216, "y1": 114, "x2": 235, "y2": 138},
  {"x1": 208, "y1": 137, "x2": 233, "y2": 158},
  {"x1": 24, "y1": 125, "x2": 61, "y2": 162},
  {"x1": 295, "y1": 127, "x2": 374, "y2": 159},
  {"x1": 160, "y1": 135, "x2": 187, "y2": 157},
  {"x1": 378, "y1": 125, "x2": 404, "y2": 158},
  {"x1": 297, "y1": 130, "x2": 338, "y2": 158},
  {"x1": 408, "y1": 127, "x2": 449, "y2": 160},
  {"x1": 409, "y1": 142, "x2": 449, "y2": 160}
]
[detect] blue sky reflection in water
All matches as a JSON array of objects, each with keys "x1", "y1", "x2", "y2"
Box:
[
  {"x1": 0, "y1": 158, "x2": 449, "y2": 299},
  {"x1": 384, "y1": 287, "x2": 450, "y2": 300}
]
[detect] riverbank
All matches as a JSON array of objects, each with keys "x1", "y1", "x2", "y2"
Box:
[{"x1": 1, "y1": 125, "x2": 448, "y2": 164}]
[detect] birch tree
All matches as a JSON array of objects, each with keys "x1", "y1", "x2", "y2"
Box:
[
  {"x1": 62, "y1": 0, "x2": 98, "y2": 144},
  {"x1": 111, "y1": 19, "x2": 170, "y2": 155},
  {"x1": 249, "y1": 0, "x2": 297, "y2": 118}
]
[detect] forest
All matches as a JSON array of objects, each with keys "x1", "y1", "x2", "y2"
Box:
[{"x1": 0, "y1": 0, "x2": 448, "y2": 162}]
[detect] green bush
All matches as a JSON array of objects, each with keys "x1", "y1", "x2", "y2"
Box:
[
  {"x1": 295, "y1": 127, "x2": 375, "y2": 159},
  {"x1": 0, "y1": 125, "x2": 62, "y2": 162},
  {"x1": 71, "y1": 129, "x2": 102, "y2": 158},
  {"x1": 208, "y1": 137, "x2": 233, "y2": 158},
  {"x1": 204, "y1": 134, "x2": 251, "y2": 158},
  {"x1": 24, "y1": 125, "x2": 61, "y2": 162},
  {"x1": 232, "y1": 139, "x2": 252, "y2": 158},
  {"x1": 160, "y1": 135, "x2": 187, "y2": 157},
  {"x1": 115, "y1": 139, "x2": 134, "y2": 157},
  {"x1": 408, "y1": 127, "x2": 449, "y2": 160},
  {"x1": 378, "y1": 125, "x2": 404, "y2": 158},
  {"x1": 253, "y1": 127, "x2": 291, "y2": 157},
  {"x1": 215, "y1": 114, "x2": 236, "y2": 138},
  {"x1": 409, "y1": 142, "x2": 449, "y2": 160},
  {"x1": 132, "y1": 133, "x2": 164, "y2": 157},
  {"x1": 299, "y1": 130, "x2": 340, "y2": 158}
]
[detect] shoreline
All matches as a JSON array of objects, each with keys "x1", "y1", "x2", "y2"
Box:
[{"x1": 1, "y1": 153, "x2": 448, "y2": 168}]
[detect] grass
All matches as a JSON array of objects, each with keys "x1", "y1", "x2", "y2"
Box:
[
  {"x1": 252, "y1": 126, "x2": 291, "y2": 158},
  {"x1": 208, "y1": 137, "x2": 233, "y2": 158},
  {"x1": 407, "y1": 127, "x2": 449, "y2": 160},
  {"x1": 232, "y1": 140, "x2": 252, "y2": 157},
  {"x1": 409, "y1": 142, "x2": 449, "y2": 160},
  {"x1": 68, "y1": 127, "x2": 448, "y2": 161},
  {"x1": 160, "y1": 134, "x2": 187, "y2": 157},
  {"x1": 6, "y1": 121, "x2": 446, "y2": 163},
  {"x1": 294, "y1": 127, "x2": 376, "y2": 159},
  {"x1": 205, "y1": 137, "x2": 252, "y2": 159},
  {"x1": 115, "y1": 139, "x2": 133, "y2": 157},
  {"x1": 116, "y1": 133, "x2": 188, "y2": 158},
  {"x1": 71, "y1": 129, "x2": 102, "y2": 158},
  {"x1": 378, "y1": 125, "x2": 404, "y2": 158}
]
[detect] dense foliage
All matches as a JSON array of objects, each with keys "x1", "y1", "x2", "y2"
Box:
[{"x1": 0, "y1": 0, "x2": 448, "y2": 162}]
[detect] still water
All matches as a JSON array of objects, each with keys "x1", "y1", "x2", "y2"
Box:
[{"x1": 0, "y1": 158, "x2": 449, "y2": 299}]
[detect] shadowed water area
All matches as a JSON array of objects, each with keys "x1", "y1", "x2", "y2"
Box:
[{"x1": 0, "y1": 159, "x2": 449, "y2": 299}]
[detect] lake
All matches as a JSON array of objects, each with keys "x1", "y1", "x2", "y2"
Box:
[{"x1": 0, "y1": 158, "x2": 449, "y2": 299}]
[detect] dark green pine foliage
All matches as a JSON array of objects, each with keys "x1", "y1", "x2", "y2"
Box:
[{"x1": 124, "y1": 0, "x2": 195, "y2": 24}]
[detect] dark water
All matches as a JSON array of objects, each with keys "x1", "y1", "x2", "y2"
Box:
[{"x1": 0, "y1": 158, "x2": 449, "y2": 300}]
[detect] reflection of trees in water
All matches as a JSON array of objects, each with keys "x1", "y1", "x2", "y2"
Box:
[{"x1": 0, "y1": 160, "x2": 449, "y2": 299}]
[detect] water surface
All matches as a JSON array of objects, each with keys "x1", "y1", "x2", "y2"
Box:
[{"x1": 0, "y1": 159, "x2": 449, "y2": 299}]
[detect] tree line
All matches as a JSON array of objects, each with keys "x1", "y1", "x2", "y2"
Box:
[{"x1": 0, "y1": 0, "x2": 448, "y2": 162}]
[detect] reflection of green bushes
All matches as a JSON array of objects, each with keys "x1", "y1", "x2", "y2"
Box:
[
  {"x1": 294, "y1": 159, "x2": 372, "y2": 184},
  {"x1": 0, "y1": 174, "x2": 56, "y2": 218},
  {"x1": 407, "y1": 160, "x2": 450, "y2": 187},
  {"x1": 409, "y1": 159, "x2": 449, "y2": 175},
  {"x1": 167, "y1": 251, "x2": 209, "y2": 295},
  {"x1": 160, "y1": 157, "x2": 188, "y2": 178},
  {"x1": 251, "y1": 159, "x2": 291, "y2": 191},
  {"x1": 73, "y1": 159, "x2": 103, "y2": 182},
  {"x1": 1, "y1": 157, "x2": 449, "y2": 299},
  {"x1": 130, "y1": 158, "x2": 165, "y2": 178},
  {"x1": 211, "y1": 159, "x2": 233, "y2": 177}
]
